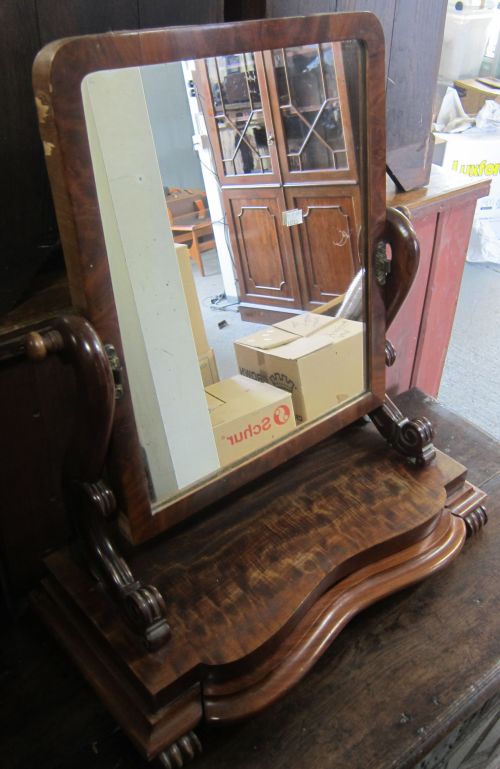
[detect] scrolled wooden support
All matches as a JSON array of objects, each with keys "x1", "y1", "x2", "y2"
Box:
[
  {"x1": 463, "y1": 505, "x2": 488, "y2": 537},
  {"x1": 373, "y1": 209, "x2": 435, "y2": 467},
  {"x1": 25, "y1": 316, "x2": 171, "y2": 651},
  {"x1": 370, "y1": 395, "x2": 436, "y2": 467},
  {"x1": 156, "y1": 731, "x2": 202, "y2": 769},
  {"x1": 385, "y1": 339, "x2": 396, "y2": 367},
  {"x1": 382, "y1": 206, "x2": 420, "y2": 329}
]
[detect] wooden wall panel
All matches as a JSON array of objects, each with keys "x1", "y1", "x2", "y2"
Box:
[
  {"x1": 36, "y1": 0, "x2": 139, "y2": 43},
  {"x1": 266, "y1": 0, "x2": 446, "y2": 190},
  {"x1": 139, "y1": 0, "x2": 224, "y2": 27},
  {"x1": 336, "y1": 0, "x2": 396, "y2": 77},
  {"x1": 0, "y1": 0, "x2": 55, "y2": 316},
  {"x1": 224, "y1": 0, "x2": 266, "y2": 20},
  {"x1": 386, "y1": 0, "x2": 447, "y2": 190},
  {"x1": 266, "y1": 0, "x2": 336, "y2": 15},
  {"x1": 0, "y1": 352, "x2": 76, "y2": 601},
  {"x1": 0, "y1": 0, "x2": 224, "y2": 319}
]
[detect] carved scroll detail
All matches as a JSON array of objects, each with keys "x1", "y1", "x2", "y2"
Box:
[
  {"x1": 156, "y1": 731, "x2": 202, "y2": 769},
  {"x1": 385, "y1": 339, "x2": 396, "y2": 367},
  {"x1": 382, "y1": 207, "x2": 420, "y2": 329},
  {"x1": 463, "y1": 505, "x2": 488, "y2": 537},
  {"x1": 26, "y1": 316, "x2": 170, "y2": 651},
  {"x1": 370, "y1": 395, "x2": 436, "y2": 466}
]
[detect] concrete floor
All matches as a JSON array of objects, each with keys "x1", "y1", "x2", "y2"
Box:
[
  {"x1": 439, "y1": 262, "x2": 500, "y2": 441},
  {"x1": 193, "y1": 249, "x2": 265, "y2": 380}
]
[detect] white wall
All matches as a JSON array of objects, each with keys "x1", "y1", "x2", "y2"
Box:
[
  {"x1": 141, "y1": 62, "x2": 205, "y2": 191},
  {"x1": 182, "y1": 60, "x2": 238, "y2": 299},
  {"x1": 82, "y1": 67, "x2": 220, "y2": 504}
]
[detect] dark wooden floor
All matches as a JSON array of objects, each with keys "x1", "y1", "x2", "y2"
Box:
[{"x1": 2, "y1": 390, "x2": 500, "y2": 769}]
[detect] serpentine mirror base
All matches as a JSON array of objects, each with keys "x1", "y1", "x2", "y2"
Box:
[{"x1": 31, "y1": 426, "x2": 486, "y2": 766}]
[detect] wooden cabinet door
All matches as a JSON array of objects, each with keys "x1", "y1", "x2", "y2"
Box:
[
  {"x1": 263, "y1": 44, "x2": 358, "y2": 185},
  {"x1": 223, "y1": 187, "x2": 303, "y2": 311},
  {"x1": 194, "y1": 52, "x2": 282, "y2": 185},
  {"x1": 284, "y1": 186, "x2": 361, "y2": 309}
]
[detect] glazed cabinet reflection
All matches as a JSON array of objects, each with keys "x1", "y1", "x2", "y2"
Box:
[{"x1": 195, "y1": 42, "x2": 362, "y2": 321}]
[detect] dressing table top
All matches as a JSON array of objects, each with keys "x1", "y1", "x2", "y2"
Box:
[{"x1": 3, "y1": 389, "x2": 499, "y2": 769}]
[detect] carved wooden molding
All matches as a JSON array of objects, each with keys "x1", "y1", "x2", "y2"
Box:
[
  {"x1": 445, "y1": 480, "x2": 488, "y2": 538},
  {"x1": 383, "y1": 206, "x2": 420, "y2": 329},
  {"x1": 369, "y1": 395, "x2": 436, "y2": 466},
  {"x1": 26, "y1": 316, "x2": 170, "y2": 650},
  {"x1": 156, "y1": 732, "x2": 202, "y2": 769},
  {"x1": 463, "y1": 505, "x2": 488, "y2": 537}
]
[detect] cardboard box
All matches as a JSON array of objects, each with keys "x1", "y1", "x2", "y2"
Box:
[
  {"x1": 175, "y1": 243, "x2": 210, "y2": 357},
  {"x1": 177, "y1": 244, "x2": 221, "y2": 387},
  {"x1": 199, "y1": 347, "x2": 219, "y2": 387},
  {"x1": 234, "y1": 314, "x2": 365, "y2": 423},
  {"x1": 206, "y1": 375, "x2": 296, "y2": 466},
  {"x1": 436, "y1": 129, "x2": 500, "y2": 260},
  {"x1": 454, "y1": 78, "x2": 500, "y2": 116}
]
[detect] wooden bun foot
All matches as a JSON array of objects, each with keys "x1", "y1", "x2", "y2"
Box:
[{"x1": 156, "y1": 732, "x2": 202, "y2": 768}]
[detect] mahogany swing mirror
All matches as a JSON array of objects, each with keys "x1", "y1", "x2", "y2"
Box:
[
  {"x1": 33, "y1": 12, "x2": 392, "y2": 545},
  {"x1": 29, "y1": 11, "x2": 487, "y2": 768}
]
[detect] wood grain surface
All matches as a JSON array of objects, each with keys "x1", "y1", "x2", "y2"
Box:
[
  {"x1": 2, "y1": 390, "x2": 499, "y2": 769},
  {"x1": 29, "y1": 389, "x2": 483, "y2": 758}
]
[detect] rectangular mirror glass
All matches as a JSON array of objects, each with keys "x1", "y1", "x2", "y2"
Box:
[{"x1": 81, "y1": 41, "x2": 368, "y2": 508}]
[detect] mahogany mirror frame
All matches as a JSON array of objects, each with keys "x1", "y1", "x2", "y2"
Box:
[{"x1": 33, "y1": 12, "x2": 387, "y2": 545}]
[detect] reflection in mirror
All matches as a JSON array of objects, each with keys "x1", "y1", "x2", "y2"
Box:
[{"x1": 81, "y1": 41, "x2": 367, "y2": 508}]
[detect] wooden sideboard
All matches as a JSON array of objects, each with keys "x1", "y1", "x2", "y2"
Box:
[{"x1": 386, "y1": 165, "x2": 490, "y2": 398}]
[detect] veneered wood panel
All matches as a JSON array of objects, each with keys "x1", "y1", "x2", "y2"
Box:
[
  {"x1": 267, "y1": 1, "x2": 397, "y2": 79},
  {"x1": 284, "y1": 186, "x2": 361, "y2": 306},
  {"x1": 0, "y1": 350, "x2": 75, "y2": 598},
  {"x1": 336, "y1": 0, "x2": 396, "y2": 77},
  {"x1": 412, "y1": 203, "x2": 478, "y2": 396},
  {"x1": 386, "y1": 0, "x2": 447, "y2": 190},
  {"x1": 268, "y1": 0, "x2": 446, "y2": 191},
  {"x1": 386, "y1": 212, "x2": 437, "y2": 395},
  {"x1": 36, "y1": 0, "x2": 139, "y2": 43},
  {"x1": 386, "y1": 169, "x2": 489, "y2": 397},
  {"x1": 266, "y1": 0, "x2": 337, "y2": 15},
  {"x1": 1, "y1": 0, "x2": 225, "y2": 317},
  {"x1": 139, "y1": 0, "x2": 224, "y2": 26},
  {"x1": 224, "y1": 189, "x2": 302, "y2": 309},
  {"x1": 0, "y1": 0, "x2": 54, "y2": 316},
  {"x1": 224, "y1": 0, "x2": 266, "y2": 21}
]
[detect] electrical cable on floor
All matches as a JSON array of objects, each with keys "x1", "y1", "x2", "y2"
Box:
[{"x1": 202, "y1": 292, "x2": 240, "y2": 313}]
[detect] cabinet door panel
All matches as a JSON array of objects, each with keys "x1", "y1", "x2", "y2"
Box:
[
  {"x1": 285, "y1": 187, "x2": 361, "y2": 308},
  {"x1": 195, "y1": 53, "x2": 281, "y2": 185},
  {"x1": 224, "y1": 189, "x2": 302, "y2": 309},
  {"x1": 264, "y1": 44, "x2": 358, "y2": 184}
]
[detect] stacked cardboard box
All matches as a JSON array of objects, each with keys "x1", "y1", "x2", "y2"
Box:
[
  {"x1": 206, "y1": 375, "x2": 296, "y2": 467},
  {"x1": 234, "y1": 313, "x2": 365, "y2": 423},
  {"x1": 176, "y1": 243, "x2": 219, "y2": 386}
]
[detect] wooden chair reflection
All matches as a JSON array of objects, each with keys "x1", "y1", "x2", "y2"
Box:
[{"x1": 164, "y1": 188, "x2": 216, "y2": 276}]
